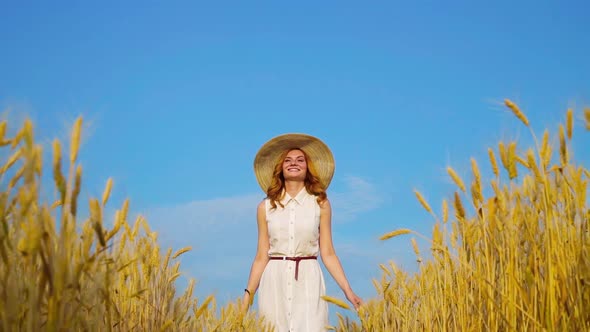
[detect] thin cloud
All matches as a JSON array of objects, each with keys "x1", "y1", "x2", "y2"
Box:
[
  {"x1": 331, "y1": 175, "x2": 383, "y2": 222},
  {"x1": 145, "y1": 193, "x2": 262, "y2": 250}
]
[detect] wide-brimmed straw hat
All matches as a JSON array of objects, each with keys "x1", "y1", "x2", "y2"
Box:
[{"x1": 253, "y1": 133, "x2": 335, "y2": 193}]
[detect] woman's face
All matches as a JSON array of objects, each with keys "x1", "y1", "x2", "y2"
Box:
[{"x1": 282, "y1": 149, "x2": 307, "y2": 182}]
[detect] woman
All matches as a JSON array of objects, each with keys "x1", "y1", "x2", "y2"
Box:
[{"x1": 243, "y1": 133, "x2": 362, "y2": 332}]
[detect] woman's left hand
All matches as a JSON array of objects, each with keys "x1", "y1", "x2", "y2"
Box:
[{"x1": 345, "y1": 290, "x2": 363, "y2": 310}]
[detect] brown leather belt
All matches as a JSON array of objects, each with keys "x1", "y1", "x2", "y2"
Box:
[{"x1": 269, "y1": 256, "x2": 317, "y2": 281}]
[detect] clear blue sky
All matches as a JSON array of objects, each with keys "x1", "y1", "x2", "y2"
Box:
[{"x1": 2, "y1": 1, "x2": 589, "y2": 323}]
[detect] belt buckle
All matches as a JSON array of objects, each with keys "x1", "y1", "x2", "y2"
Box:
[{"x1": 282, "y1": 256, "x2": 287, "y2": 260}]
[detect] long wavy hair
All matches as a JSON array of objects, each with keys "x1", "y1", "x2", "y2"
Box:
[{"x1": 267, "y1": 148, "x2": 327, "y2": 209}]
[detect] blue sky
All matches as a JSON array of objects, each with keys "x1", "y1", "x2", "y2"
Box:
[{"x1": 2, "y1": 1, "x2": 589, "y2": 323}]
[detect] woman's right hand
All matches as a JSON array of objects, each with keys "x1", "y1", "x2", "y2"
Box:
[{"x1": 241, "y1": 291, "x2": 251, "y2": 313}]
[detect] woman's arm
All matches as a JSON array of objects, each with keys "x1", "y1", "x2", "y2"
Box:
[
  {"x1": 318, "y1": 198, "x2": 363, "y2": 309},
  {"x1": 242, "y1": 200, "x2": 270, "y2": 311}
]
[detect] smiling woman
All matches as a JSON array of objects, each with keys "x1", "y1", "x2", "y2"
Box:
[
  {"x1": 243, "y1": 133, "x2": 362, "y2": 332},
  {"x1": 283, "y1": 149, "x2": 307, "y2": 181},
  {"x1": 265, "y1": 148, "x2": 327, "y2": 211}
]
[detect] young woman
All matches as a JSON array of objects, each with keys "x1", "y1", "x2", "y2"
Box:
[{"x1": 243, "y1": 133, "x2": 362, "y2": 332}]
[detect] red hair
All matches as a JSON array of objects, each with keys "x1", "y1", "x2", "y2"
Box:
[{"x1": 267, "y1": 148, "x2": 327, "y2": 209}]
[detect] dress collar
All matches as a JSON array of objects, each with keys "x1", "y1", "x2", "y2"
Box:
[{"x1": 280, "y1": 187, "x2": 309, "y2": 205}]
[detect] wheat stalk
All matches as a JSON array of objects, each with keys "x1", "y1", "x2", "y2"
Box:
[
  {"x1": 447, "y1": 167, "x2": 466, "y2": 193},
  {"x1": 414, "y1": 190, "x2": 432, "y2": 213},
  {"x1": 504, "y1": 99, "x2": 529, "y2": 126},
  {"x1": 566, "y1": 108, "x2": 573, "y2": 140},
  {"x1": 380, "y1": 229, "x2": 412, "y2": 241}
]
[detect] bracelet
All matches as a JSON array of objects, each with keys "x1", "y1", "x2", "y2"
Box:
[{"x1": 244, "y1": 288, "x2": 251, "y2": 296}]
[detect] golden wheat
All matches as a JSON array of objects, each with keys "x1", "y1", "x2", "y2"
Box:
[
  {"x1": 379, "y1": 229, "x2": 412, "y2": 241},
  {"x1": 566, "y1": 108, "x2": 573, "y2": 139},
  {"x1": 354, "y1": 104, "x2": 590, "y2": 332},
  {"x1": 504, "y1": 99, "x2": 529, "y2": 126},
  {"x1": 0, "y1": 117, "x2": 272, "y2": 332},
  {"x1": 442, "y1": 199, "x2": 449, "y2": 223},
  {"x1": 322, "y1": 296, "x2": 351, "y2": 310},
  {"x1": 4, "y1": 102, "x2": 589, "y2": 332},
  {"x1": 559, "y1": 124, "x2": 568, "y2": 165},
  {"x1": 414, "y1": 190, "x2": 432, "y2": 213},
  {"x1": 70, "y1": 117, "x2": 82, "y2": 163},
  {"x1": 447, "y1": 167, "x2": 466, "y2": 193},
  {"x1": 102, "y1": 177, "x2": 113, "y2": 206},
  {"x1": 172, "y1": 246, "x2": 192, "y2": 259}
]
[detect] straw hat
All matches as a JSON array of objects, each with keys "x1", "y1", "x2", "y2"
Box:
[{"x1": 253, "y1": 133, "x2": 335, "y2": 193}]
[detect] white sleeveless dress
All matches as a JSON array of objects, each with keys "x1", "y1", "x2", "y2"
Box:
[{"x1": 258, "y1": 188, "x2": 329, "y2": 332}]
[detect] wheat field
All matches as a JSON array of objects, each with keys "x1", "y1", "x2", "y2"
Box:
[{"x1": 0, "y1": 102, "x2": 588, "y2": 331}]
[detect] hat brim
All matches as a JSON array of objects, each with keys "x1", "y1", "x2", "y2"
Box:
[{"x1": 254, "y1": 133, "x2": 335, "y2": 193}]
